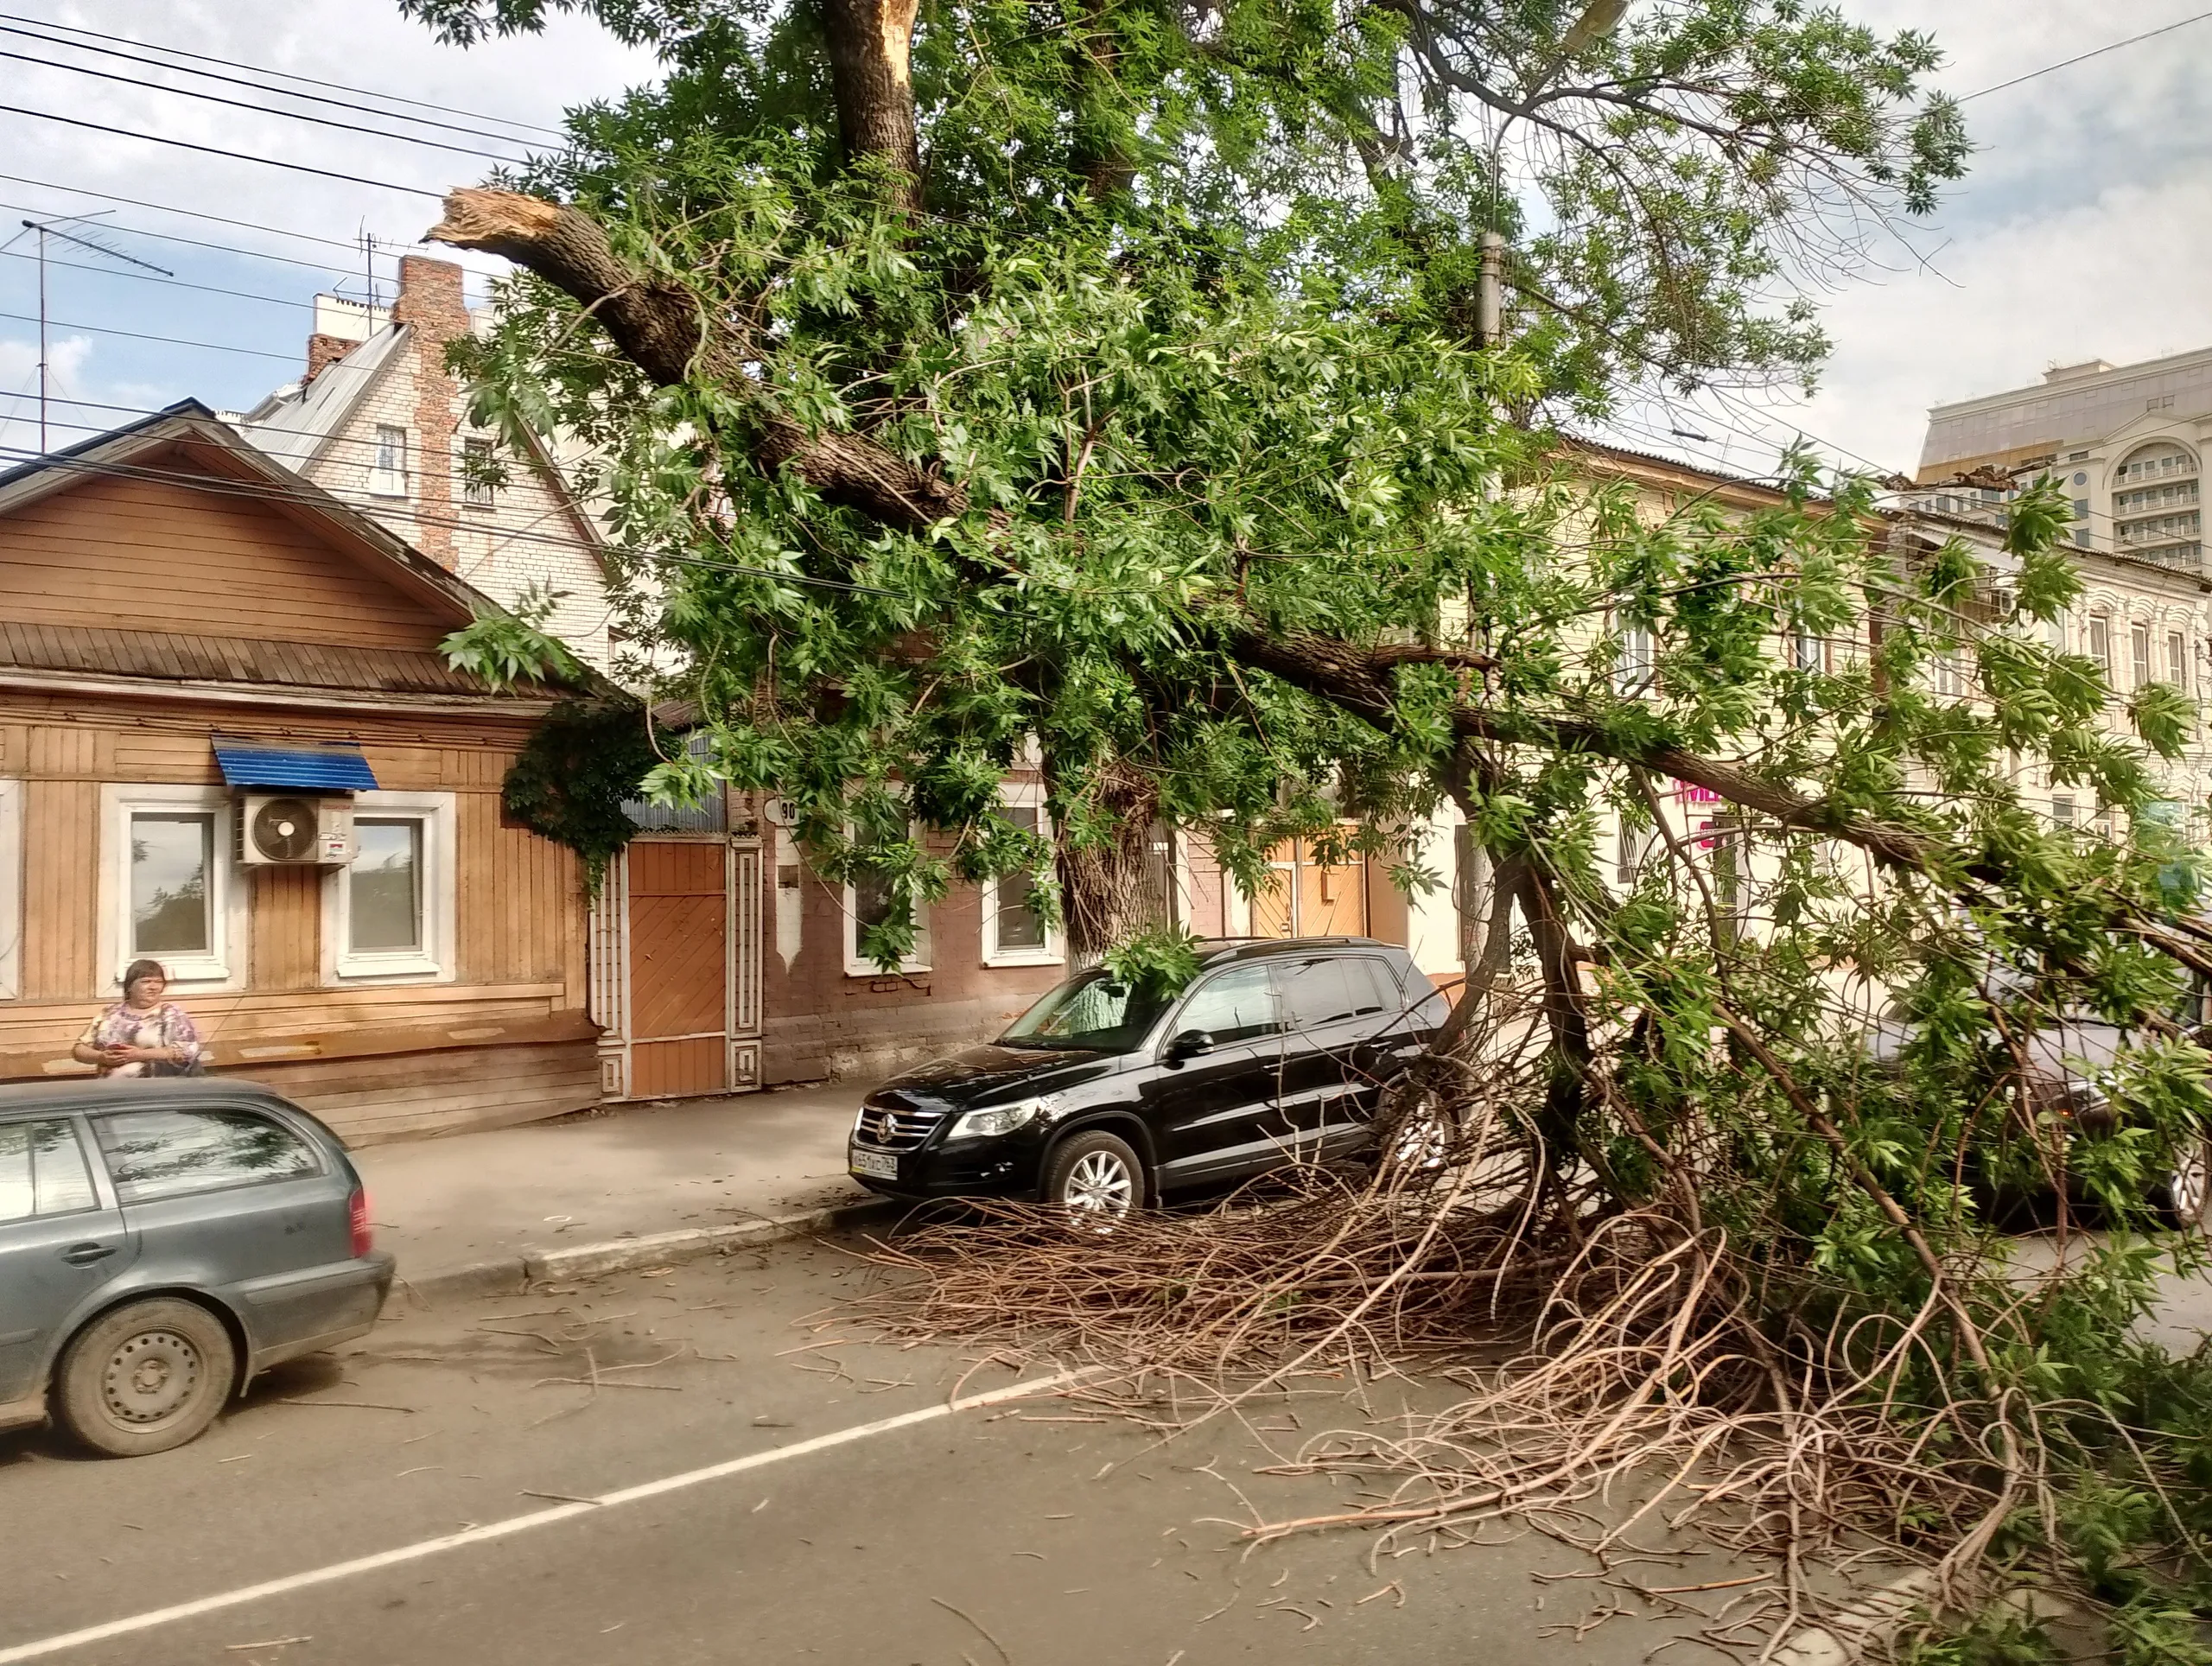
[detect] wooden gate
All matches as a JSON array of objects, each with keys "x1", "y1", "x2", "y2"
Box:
[{"x1": 591, "y1": 836, "x2": 762, "y2": 1101}]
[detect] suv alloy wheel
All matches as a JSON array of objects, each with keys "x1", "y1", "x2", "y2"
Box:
[{"x1": 1042, "y1": 1130, "x2": 1143, "y2": 1222}]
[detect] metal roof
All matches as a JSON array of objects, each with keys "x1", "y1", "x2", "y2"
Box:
[{"x1": 212, "y1": 735, "x2": 378, "y2": 792}]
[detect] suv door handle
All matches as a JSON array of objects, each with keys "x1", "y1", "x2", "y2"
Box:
[{"x1": 61, "y1": 1242, "x2": 116, "y2": 1266}]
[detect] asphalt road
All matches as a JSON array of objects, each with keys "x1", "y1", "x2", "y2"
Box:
[{"x1": 0, "y1": 1233, "x2": 1751, "y2": 1666}]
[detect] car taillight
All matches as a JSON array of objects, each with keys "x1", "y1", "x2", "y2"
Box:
[{"x1": 348, "y1": 1187, "x2": 372, "y2": 1257}]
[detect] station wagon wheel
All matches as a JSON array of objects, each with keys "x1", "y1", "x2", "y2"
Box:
[
  {"x1": 54, "y1": 1298, "x2": 236, "y2": 1459},
  {"x1": 2158, "y1": 1139, "x2": 2212, "y2": 1231},
  {"x1": 1043, "y1": 1131, "x2": 1143, "y2": 1225}
]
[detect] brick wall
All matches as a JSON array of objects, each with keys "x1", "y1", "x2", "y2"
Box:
[
  {"x1": 760, "y1": 862, "x2": 1064, "y2": 1085},
  {"x1": 389, "y1": 256, "x2": 467, "y2": 568},
  {"x1": 296, "y1": 259, "x2": 615, "y2": 669}
]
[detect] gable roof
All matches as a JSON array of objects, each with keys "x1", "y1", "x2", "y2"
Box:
[
  {"x1": 228, "y1": 325, "x2": 612, "y2": 572},
  {"x1": 230, "y1": 324, "x2": 410, "y2": 473},
  {"x1": 0, "y1": 400, "x2": 517, "y2": 633},
  {"x1": 0, "y1": 403, "x2": 600, "y2": 706}
]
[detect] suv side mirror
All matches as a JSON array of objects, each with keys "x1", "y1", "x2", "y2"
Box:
[{"x1": 1165, "y1": 1029, "x2": 1214, "y2": 1065}]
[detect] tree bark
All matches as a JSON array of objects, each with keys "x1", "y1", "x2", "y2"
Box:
[{"x1": 818, "y1": 0, "x2": 925, "y2": 209}]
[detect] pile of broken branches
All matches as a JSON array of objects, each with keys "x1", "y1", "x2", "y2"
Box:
[{"x1": 845, "y1": 986, "x2": 2206, "y2": 1660}]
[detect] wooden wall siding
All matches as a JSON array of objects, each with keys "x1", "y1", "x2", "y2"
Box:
[
  {"x1": 456, "y1": 793, "x2": 583, "y2": 989},
  {"x1": 0, "y1": 468, "x2": 455, "y2": 650},
  {"x1": 0, "y1": 987, "x2": 584, "y2": 1081},
  {"x1": 233, "y1": 1038, "x2": 601, "y2": 1147},
  {"x1": 21, "y1": 778, "x2": 96, "y2": 1000},
  {"x1": 3, "y1": 691, "x2": 594, "y2": 1141},
  {"x1": 248, "y1": 866, "x2": 322, "y2": 992},
  {"x1": 0, "y1": 704, "x2": 544, "y2": 791}
]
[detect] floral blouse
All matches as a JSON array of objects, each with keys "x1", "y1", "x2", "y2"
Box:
[{"x1": 76, "y1": 1002, "x2": 203, "y2": 1073}]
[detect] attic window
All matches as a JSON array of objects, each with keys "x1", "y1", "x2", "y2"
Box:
[
  {"x1": 461, "y1": 437, "x2": 495, "y2": 508},
  {"x1": 371, "y1": 424, "x2": 409, "y2": 498}
]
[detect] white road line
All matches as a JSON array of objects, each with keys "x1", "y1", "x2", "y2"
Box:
[{"x1": 0, "y1": 1369, "x2": 1087, "y2": 1664}]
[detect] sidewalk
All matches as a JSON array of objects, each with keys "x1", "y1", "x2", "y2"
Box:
[{"x1": 353, "y1": 1081, "x2": 888, "y2": 1298}]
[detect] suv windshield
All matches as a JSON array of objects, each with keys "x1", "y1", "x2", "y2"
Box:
[{"x1": 998, "y1": 970, "x2": 1179, "y2": 1052}]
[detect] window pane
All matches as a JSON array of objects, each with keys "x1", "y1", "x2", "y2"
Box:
[
  {"x1": 853, "y1": 872, "x2": 894, "y2": 933},
  {"x1": 10, "y1": 1119, "x2": 97, "y2": 1218},
  {"x1": 1281, "y1": 957, "x2": 1360, "y2": 1027},
  {"x1": 130, "y1": 813, "x2": 212, "y2": 956},
  {"x1": 1176, "y1": 965, "x2": 1281, "y2": 1044},
  {"x1": 461, "y1": 438, "x2": 495, "y2": 506},
  {"x1": 94, "y1": 1110, "x2": 319, "y2": 1205},
  {"x1": 350, "y1": 819, "x2": 423, "y2": 953},
  {"x1": 994, "y1": 803, "x2": 1046, "y2": 951}
]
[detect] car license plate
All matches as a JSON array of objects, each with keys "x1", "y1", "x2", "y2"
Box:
[{"x1": 849, "y1": 1146, "x2": 900, "y2": 1180}]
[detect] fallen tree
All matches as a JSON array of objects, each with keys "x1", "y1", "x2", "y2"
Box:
[{"x1": 405, "y1": 0, "x2": 2212, "y2": 1651}]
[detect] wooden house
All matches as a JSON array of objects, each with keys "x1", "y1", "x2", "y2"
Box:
[{"x1": 0, "y1": 403, "x2": 597, "y2": 1145}]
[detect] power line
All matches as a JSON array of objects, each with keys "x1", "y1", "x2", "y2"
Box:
[
  {"x1": 0, "y1": 18, "x2": 562, "y2": 152},
  {"x1": 1959, "y1": 10, "x2": 2212, "y2": 102},
  {"x1": 0, "y1": 245, "x2": 318, "y2": 313},
  {"x1": 0, "y1": 104, "x2": 447, "y2": 199},
  {"x1": 0, "y1": 11, "x2": 569, "y2": 143},
  {"x1": 0, "y1": 172, "x2": 407, "y2": 256},
  {"x1": 0, "y1": 198, "x2": 377, "y2": 279},
  {"x1": 0, "y1": 438, "x2": 904, "y2": 597},
  {"x1": 0, "y1": 45, "x2": 538, "y2": 165},
  {"x1": 0, "y1": 308, "x2": 302, "y2": 362}
]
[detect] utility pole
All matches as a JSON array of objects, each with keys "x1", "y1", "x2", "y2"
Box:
[
  {"x1": 1477, "y1": 229, "x2": 1504, "y2": 349},
  {"x1": 9, "y1": 213, "x2": 171, "y2": 453}
]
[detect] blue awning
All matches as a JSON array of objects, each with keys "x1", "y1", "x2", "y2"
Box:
[{"x1": 212, "y1": 735, "x2": 377, "y2": 792}]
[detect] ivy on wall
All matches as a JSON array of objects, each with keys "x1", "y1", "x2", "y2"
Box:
[{"x1": 500, "y1": 698, "x2": 667, "y2": 887}]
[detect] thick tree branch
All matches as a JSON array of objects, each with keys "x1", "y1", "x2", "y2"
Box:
[
  {"x1": 1229, "y1": 624, "x2": 1937, "y2": 865},
  {"x1": 428, "y1": 188, "x2": 964, "y2": 533},
  {"x1": 1229, "y1": 622, "x2": 2212, "y2": 982}
]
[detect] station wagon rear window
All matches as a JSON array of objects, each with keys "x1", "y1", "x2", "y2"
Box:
[
  {"x1": 92, "y1": 1110, "x2": 321, "y2": 1204},
  {"x1": 0, "y1": 1119, "x2": 98, "y2": 1222}
]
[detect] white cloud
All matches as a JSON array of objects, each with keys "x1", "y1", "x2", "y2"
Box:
[
  {"x1": 1594, "y1": 1, "x2": 2212, "y2": 475},
  {"x1": 0, "y1": 332, "x2": 93, "y2": 455},
  {"x1": 1, "y1": 2, "x2": 2204, "y2": 480}
]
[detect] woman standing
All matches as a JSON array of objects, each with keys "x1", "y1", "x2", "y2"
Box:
[{"x1": 72, "y1": 959, "x2": 204, "y2": 1078}]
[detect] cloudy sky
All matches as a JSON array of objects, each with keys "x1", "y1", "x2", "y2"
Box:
[{"x1": 0, "y1": 3, "x2": 2204, "y2": 477}]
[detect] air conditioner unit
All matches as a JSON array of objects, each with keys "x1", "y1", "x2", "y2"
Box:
[{"x1": 236, "y1": 794, "x2": 356, "y2": 866}]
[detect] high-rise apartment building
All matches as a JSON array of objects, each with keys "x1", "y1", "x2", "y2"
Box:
[{"x1": 1911, "y1": 347, "x2": 2210, "y2": 571}]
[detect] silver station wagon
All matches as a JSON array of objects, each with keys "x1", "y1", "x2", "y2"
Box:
[{"x1": 0, "y1": 1079, "x2": 394, "y2": 1457}]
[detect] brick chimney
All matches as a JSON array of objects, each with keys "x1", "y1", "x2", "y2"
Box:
[
  {"x1": 391, "y1": 256, "x2": 472, "y2": 568},
  {"x1": 303, "y1": 334, "x2": 356, "y2": 386}
]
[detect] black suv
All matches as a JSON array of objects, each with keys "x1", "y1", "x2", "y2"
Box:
[{"x1": 848, "y1": 938, "x2": 1448, "y2": 1218}]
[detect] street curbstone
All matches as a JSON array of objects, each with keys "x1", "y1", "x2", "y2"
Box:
[{"x1": 385, "y1": 1197, "x2": 897, "y2": 1310}]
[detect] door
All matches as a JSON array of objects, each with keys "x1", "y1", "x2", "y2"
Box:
[
  {"x1": 1250, "y1": 838, "x2": 1370, "y2": 938},
  {"x1": 625, "y1": 840, "x2": 733, "y2": 1099},
  {"x1": 91, "y1": 1105, "x2": 350, "y2": 1354},
  {"x1": 0, "y1": 1116, "x2": 135, "y2": 1402},
  {"x1": 1143, "y1": 963, "x2": 1295, "y2": 1186},
  {"x1": 1274, "y1": 953, "x2": 1390, "y2": 1153}
]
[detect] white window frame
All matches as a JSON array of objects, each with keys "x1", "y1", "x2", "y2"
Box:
[
  {"x1": 843, "y1": 822, "x2": 931, "y2": 977},
  {"x1": 459, "y1": 435, "x2": 496, "y2": 510},
  {"x1": 0, "y1": 778, "x2": 20, "y2": 1001},
  {"x1": 370, "y1": 423, "x2": 410, "y2": 499},
  {"x1": 982, "y1": 784, "x2": 1063, "y2": 969},
  {"x1": 323, "y1": 790, "x2": 456, "y2": 984},
  {"x1": 99, "y1": 785, "x2": 248, "y2": 992}
]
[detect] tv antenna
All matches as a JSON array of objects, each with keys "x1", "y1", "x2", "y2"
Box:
[{"x1": 3, "y1": 212, "x2": 173, "y2": 453}]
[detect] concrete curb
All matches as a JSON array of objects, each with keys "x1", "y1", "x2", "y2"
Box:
[{"x1": 385, "y1": 1196, "x2": 899, "y2": 1309}]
